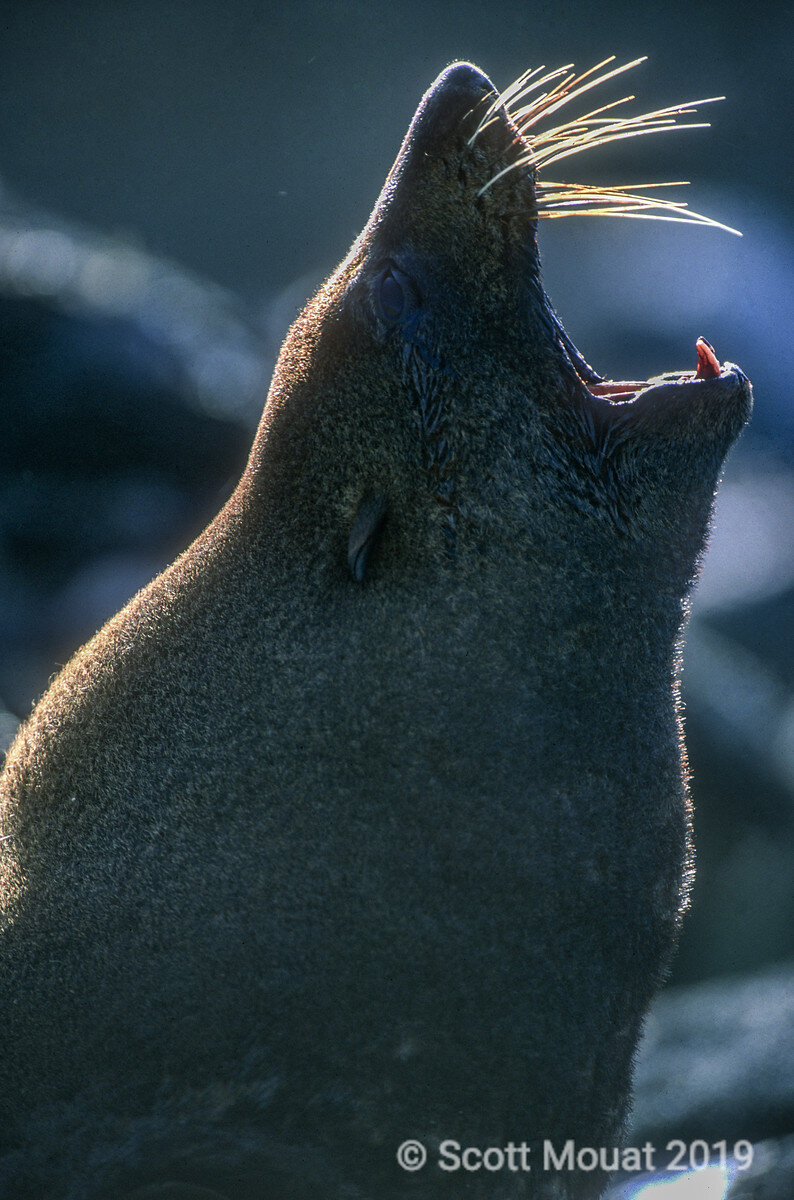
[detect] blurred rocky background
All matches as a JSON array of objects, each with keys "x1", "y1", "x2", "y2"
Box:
[{"x1": 0, "y1": 2, "x2": 792, "y2": 1197}]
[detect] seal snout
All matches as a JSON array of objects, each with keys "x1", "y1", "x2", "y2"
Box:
[
  {"x1": 360, "y1": 59, "x2": 516, "y2": 261},
  {"x1": 407, "y1": 61, "x2": 497, "y2": 150},
  {"x1": 431, "y1": 61, "x2": 495, "y2": 100}
]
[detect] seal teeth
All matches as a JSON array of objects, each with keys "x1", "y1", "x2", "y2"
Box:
[{"x1": 695, "y1": 337, "x2": 721, "y2": 379}]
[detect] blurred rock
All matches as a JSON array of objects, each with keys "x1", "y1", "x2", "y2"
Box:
[
  {"x1": 0, "y1": 198, "x2": 267, "y2": 719},
  {"x1": 726, "y1": 1137, "x2": 794, "y2": 1199},
  {"x1": 695, "y1": 469, "x2": 794, "y2": 615},
  {"x1": 684, "y1": 622, "x2": 794, "y2": 809},
  {"x1": 601, "y1": 974, "x2": 794, "y2": 1198},
  {"x1": 631, "y1": 965, "x2": 794, "y2": 1146},
  {"x1": 606, "y1": 1141, "x2": 794, "y2": 1199},
  {"x1": 0, "y1": 185, "x2": 272, "y2": 425}
]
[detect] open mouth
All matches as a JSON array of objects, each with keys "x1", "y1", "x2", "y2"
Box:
[
  {"x1": 586, "y1": 336, "x2": 722, "y2": 404},
  {"x1": 462, "y1": 57, "x2": 743, "y2": 414}
]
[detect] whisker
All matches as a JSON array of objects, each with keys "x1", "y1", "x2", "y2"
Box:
[
  {"x1": 513, "y1": 56, "x2": 648, "y2": 135},
  {"x1": 523, "y1": 92, "x2": 720, "y2": 154},
  {"x1": 538, "y1": 209, "x2": 742, "y2": 235},
  {"x1": 527, "y1": 95, "x2": 639, "y2": 148},
  {"x1": 475, "y1": 56, "x2": 737, "y2": 234},
  {"x1": 468, "y1": 64, "x2": 572, "y2": 145},
  {"x1": 529, "y1": 122, "x2": 713, "y2": 171},
  {"x1": 538, "y1": 180, "x2": 692, "y2": 198},
  {"x1": 504, "y1": 62, "x2": 581, "y2": 115},
  {"x1": 534, "y1": 181, "x2": 741, "y2": 235},
  {"x1": 523, "y1": 98, "x2": 724, "y2": 170}
]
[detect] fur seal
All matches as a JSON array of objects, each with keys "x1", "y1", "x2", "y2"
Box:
[{"x1": 0, "y1": 61, "x2": 751, "y2": 1199}]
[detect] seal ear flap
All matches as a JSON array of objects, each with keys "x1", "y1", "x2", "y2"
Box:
[{"x1": 348, "y1": 493, "x2": 387, "y2": 583}]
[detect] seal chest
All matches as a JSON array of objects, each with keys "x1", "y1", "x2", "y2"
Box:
[{"x1": 0, "y1": 61, "x2": 751, "y2": 1200}]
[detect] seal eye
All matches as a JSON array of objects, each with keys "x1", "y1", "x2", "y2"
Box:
[
  {"x1": 375, "y1": 263, "x2": 417, "y2": 325},
  {"x1": 378, "y1": 269, "x2": 405, "y2": 321}
]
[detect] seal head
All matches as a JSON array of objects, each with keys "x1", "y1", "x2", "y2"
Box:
[
  {"x1": 0, "y1": 62, "x2": 751, "y2": 1200},
  {"x1": 254, "y1": 60, "x2": 749, "y2": 590}
]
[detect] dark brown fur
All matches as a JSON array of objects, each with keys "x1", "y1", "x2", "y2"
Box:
[{"x1": 0, "y1": 63, "x2": 751, "y2": 1199}]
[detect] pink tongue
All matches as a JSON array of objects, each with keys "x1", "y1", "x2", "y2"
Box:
[
  {"x1": 588, "y1": 381, "x2": 644, "y2": 398},
  {"x1": 695, "y1": 337, "x2": 721, "y2": 379}
]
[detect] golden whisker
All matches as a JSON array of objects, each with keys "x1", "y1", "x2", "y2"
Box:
[
  {"x1": 511, "y1": 57, "x2": 647, "y2": 134},
  {"x1": 467, "y1": 64, "x2": 573, "y2": 145},
  {"x1": 538, "y1": 211, "x2": 742, "y2": 234},
  {"x1": 475, "y1": 56, "x2": 738, "y2": 235},
  {"x1": 527, "y1": 119, "x2": 713, "y2": 172},
  {"x1": 519, "y1": 97, "x2": 723, "y2": 172},
  {"x1": 527, "y1": 95, "x2": 639, "y2": 148},
  {"x1": 534, "y1": 180, "x2": 741, "y2": 235}
]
